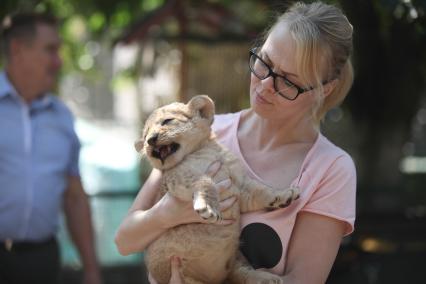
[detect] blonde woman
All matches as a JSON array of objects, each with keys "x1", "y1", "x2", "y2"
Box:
[{"x1": 115, "y1": 1, "x2": 356, "y2": 283}]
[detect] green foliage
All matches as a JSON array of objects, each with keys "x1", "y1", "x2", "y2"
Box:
[
  {"x1": 1, "y1": 0, "x2": 166, "y2": 72},
  {"x1": 1, "y1": 1, "x2": 425, "y2": 191}
]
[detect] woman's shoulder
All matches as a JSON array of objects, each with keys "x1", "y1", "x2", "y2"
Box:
[
  {"x1": 317, "y1": 134, "x2": 352, "y2": 157},
  {"x1": 310, "y1": 134, "x2": 356, "y2": 173}
]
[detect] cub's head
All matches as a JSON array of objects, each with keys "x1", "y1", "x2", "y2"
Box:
[{"x1": 135, "y1": 95, "x2": 215, "y2": 170}]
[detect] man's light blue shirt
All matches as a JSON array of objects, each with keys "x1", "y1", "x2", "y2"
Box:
[{"x1": 0, "y1": 71, "x2": 80, "y2": 241}]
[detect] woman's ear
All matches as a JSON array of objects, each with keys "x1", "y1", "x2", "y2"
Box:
[
  {"x1": 187, "y1": 95, "x2": 215, "y2": 124},
  {"x1": 323, "y1": 79, "x2": 338, "y2": 98}
]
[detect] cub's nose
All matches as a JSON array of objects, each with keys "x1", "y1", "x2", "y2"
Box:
[{"x1": 147, "y1": 134, "x2": 158, "y2": 146}]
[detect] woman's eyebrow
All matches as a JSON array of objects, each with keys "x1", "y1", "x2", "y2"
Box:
[{"x1": 263, "y1": 52, "x2": 299, "y2": 78}]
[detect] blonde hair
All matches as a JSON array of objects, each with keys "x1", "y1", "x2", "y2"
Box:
[{"x1": 267, "y1": 1, "x2": 354, "y2": 123}]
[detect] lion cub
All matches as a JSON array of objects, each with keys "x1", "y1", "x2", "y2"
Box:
[{"x1": 135, "y1": 95, "x2": 299, "y2": 284}]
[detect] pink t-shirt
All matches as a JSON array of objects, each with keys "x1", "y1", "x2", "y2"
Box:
[{"x1": 212, "y1": 111, "x2": 356, "y2": 275}]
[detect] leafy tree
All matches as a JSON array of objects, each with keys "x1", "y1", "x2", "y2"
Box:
[
  {"x1": 1, "y1": 0, "x2": 166, "y2": 70},
  {"x1": 2, "y1": 0, "x2": 425, "y2": 201}
]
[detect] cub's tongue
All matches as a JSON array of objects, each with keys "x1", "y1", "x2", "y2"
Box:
[{"x1": 159, "y1": 145, "x2": 170, "y2": 160}]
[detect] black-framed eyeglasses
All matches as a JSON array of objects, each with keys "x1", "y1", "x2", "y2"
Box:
[{"x1": 249, "y1": 47, "x2": 316, "y2": 101}]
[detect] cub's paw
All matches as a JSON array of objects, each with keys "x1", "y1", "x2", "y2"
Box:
[
  {"x1": 267, "y1": 186, "x2": 300, "y2": 210},
  {"x1": 245, "y1": 270, "x2": 283, "y2": 284},
  {"x1": 193, "y1": 198, "x2": 222, "y2": 223}
]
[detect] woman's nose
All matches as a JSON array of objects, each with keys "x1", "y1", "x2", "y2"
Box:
[{"x1": 261, "y1": 75, "x2": 275, "y2": 92}]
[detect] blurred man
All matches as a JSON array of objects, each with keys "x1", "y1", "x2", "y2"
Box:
[{"x1": 0, "y1": 12, "x2": 102, "y2": 284}]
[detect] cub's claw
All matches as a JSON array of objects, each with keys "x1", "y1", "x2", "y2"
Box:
[{"x1": 267, "y1": 186, "x2": 300, "y2": 210}]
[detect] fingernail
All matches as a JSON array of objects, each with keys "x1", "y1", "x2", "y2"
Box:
[
  {"x1": 225, "y1": 195, "x2": 237, "y2": 201},
  {"x1": 223, "y1": 178, "x2": 232, "y2": 187},
  {"x1": 174, "y1": 256, "x2": 181, "y2": 266},
  {"x1": 211, "y1": 161, "x2": 221, "y2": 171}
]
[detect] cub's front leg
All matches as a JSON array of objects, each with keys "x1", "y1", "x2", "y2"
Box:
[
  {"x1": 164, "y1": 171, "x2": 222, "y2": 223},
  {"x1": 239, "y1": 178, "x2": 300, "y2": 213},
  {"x1": 192, "y1": 176, "x2": 222, "y2": 223}
]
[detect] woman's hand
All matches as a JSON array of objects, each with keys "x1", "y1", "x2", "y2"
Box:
[
  {"x1": 156, "y1": 161, "x2": 236, "y2": 229},
  {"x1": 169, "y1": 256, "x2": 184, "y2": 284},
  {"x1": 148, "y1": 256, "x2": 184, "y2": 284}
]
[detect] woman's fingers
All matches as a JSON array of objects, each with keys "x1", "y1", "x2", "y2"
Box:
[
  {"x1": 205, "y1": 161, "x2": 221, "y2": 177},
  {"x1": 209, "y1": 196, "x2": 237, "y2": 225},
  {"x1": 216, "y1": 178, "x2": 232, "y2": 194},
  {"x1": 148, "y1": 273, "x2": 158, "y2": 284},
  {"x1": 169, "y1": 256, "x2": 184, "y2": 284},
  {"x1": 215, "y1": 218, "x2": 235, "y2": 226},
  {"x1": 219, "y1": 195, "x2": 237, "y2": 211}
]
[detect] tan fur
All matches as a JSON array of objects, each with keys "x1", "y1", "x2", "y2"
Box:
[{"x1": 136, "y1": 95, "x2": 299, "y2": 284}]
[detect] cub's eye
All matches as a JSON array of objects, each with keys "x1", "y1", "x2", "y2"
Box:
[{"x1": 161, "y1": 118, "x2": 174, "y2": 126}]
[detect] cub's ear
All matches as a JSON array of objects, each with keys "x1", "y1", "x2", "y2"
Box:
[
  {"x1": 134, "y1": 138, "x2": 144, "y2": 153},
  {"x1": 187, "y1": 95, "x2": 215, "y2": 125}
]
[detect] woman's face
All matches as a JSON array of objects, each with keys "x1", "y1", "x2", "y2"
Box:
[{"x1": 249, "y1": 23, "x2": 317, "y2": 122}]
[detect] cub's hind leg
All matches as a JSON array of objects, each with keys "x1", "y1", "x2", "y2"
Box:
[{"x1": 227, "y1": 255, "x2": 283, "y2": 284}]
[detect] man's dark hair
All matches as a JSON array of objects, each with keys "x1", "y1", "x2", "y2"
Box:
[{"x1": 1, "y1": 12, "x2": 58, "y2": 58}]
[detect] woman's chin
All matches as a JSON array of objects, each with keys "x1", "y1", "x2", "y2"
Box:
[
  {"x1": 251, "y1": 104, "x2": 273, "y2": 119},
  {"x1": 251, "y1": 96, "x2": 271, "y2": 113}
]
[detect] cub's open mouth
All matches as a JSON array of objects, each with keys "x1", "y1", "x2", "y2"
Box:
[{"x1": 151, "y1": 143, "x2": 180, "y2": 162}]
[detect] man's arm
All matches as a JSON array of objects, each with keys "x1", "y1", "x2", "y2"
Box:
[{"x1": 63, "y1": 175, "x2": 102, "y2": 284}]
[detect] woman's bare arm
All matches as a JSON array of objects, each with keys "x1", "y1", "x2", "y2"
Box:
[
  {"x1": 114, "y1": 169, "x2": 166, "y2": 255},
  {"x1": 115, "y1": 163, "x2": 235, "y2": 256},
  {"x1": 282, "y1": 211, "x2": 346, "y2": 284}
]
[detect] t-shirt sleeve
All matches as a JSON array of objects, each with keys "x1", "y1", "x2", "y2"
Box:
[
  {"x1": 53, "y1": 98, "x2": 81, "y2": 177},
  {"x1": 68, "y1": 127, "x2": 81, "y2": 177},
  {"x1": 63, "y1": 109, "x2": 81, "y2": 177},
  {"x1": 301, "y1": 154, "x2": 357, "y2": 236}
]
